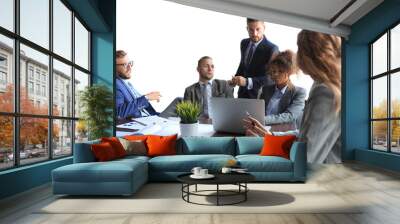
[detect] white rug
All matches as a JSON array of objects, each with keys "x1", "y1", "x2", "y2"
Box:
[{"x1": 38, "y1": 183, "x2": 362, "y2": 214}]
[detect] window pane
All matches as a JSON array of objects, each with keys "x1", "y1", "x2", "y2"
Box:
[
  {"x1": 0, "y1": 0, "x2": 14, "y2": 31},
  {"x1": 391, "y1": 24, "x2": 400, "y2": 70},
  {"x1": 20, "y1": 44, "x2": 49, "y2": 115},
  {"x1": 53, "y1": 119, "x2": 72, "y2": 158},
  {"x1": 53, "y1": 59, "x2": 72, "y2": 117},
  {"x1": 53, "y1": 0, "x2": 72, "y2": 60},
  {"x1": 372, "y1": 77, "x2": 387, "y2": 119},
  {"x1": 74, "y1": 69, "x2": 89, "y2": 118},
  {"x1": 372, "y1": 121, "x2": 388, "y2": 151},
  {"x1": 0, "y1": 116, "x2": 13, "y2": 170},
  {"x1": 20, "y1": 117, "x2": 49, "y2": 165},
  {"x1": 0, "y1": 34, "x2": 14, "y2": 112},
  {"x1": 75, "y1": 18, "x2": 89, "y2": 69},
  {"x1": 391, "y1": 72, "x2": 400, "y2": 118},
  {"x1": 75, "y1": 120, "x2": 88, "y2": 143},
  {"x1": 20, "y1": 0, "x2": 49, "y2": 49},
  {"x1": 372, "y1": 33, "x2": 387, "y2": 76},
  {"x1": 391, "y1": 120, "x2": 400, "y2": 153}
]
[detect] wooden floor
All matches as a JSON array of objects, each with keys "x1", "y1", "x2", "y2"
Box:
[{"x1": 1, "y1": 162, "x2": 400, "y2": 224}]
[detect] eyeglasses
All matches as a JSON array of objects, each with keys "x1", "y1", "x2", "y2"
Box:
[{"x1": 117, "y1": 61, "x2": 134, "y2": 69}]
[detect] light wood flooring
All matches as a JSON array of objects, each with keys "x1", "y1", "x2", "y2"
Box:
[{"x1": 1, "y1": 162, "x2": 400, "y2": 224}]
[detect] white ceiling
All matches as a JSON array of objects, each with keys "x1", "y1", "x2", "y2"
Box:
[{"x1": 165, "y1": 0, "x2": 384, "y2": 38}]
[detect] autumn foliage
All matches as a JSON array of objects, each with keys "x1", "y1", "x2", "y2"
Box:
[{"x1": 0, "y1": 84, "x2": 59, "y2": 150}]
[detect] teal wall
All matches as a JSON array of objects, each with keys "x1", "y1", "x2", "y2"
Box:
[
  {"x1": 344, "y1": 0, "x2": 400, "y2": 170},
  {"x1": 0, "y1": 0, "x2": 116, "y2": 200}
]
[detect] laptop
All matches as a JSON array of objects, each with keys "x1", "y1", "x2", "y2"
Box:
[{"x1": 210, "y1": 97, "x2": 265, "y2": 134}]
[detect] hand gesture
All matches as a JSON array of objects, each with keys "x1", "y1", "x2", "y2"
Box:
[
  {"x1": 145, "y1": 91, "x2": 161, "y2": 102},
  {"x1": 231, "y1": 76, "x2": 247, "y2": 87},
  {"x1": 243, "y1": 116, "x2": 271, "y2": 136}
]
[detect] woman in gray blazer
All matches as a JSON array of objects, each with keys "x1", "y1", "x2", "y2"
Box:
[
  {"x1": 257, "y1": 50, "x2": 306, "y2": 126},
  {"x1": 244, "y1": 30, "x2": 341, "y2": 164}
]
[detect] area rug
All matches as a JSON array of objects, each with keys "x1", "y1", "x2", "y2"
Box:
[{"x1": 37, "y1": 183, "x2": 362, "y2": 214}]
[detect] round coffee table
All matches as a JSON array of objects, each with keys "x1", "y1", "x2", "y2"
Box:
[{"x1": 177, "y1": 173, "x2": 255, "y2": 206}]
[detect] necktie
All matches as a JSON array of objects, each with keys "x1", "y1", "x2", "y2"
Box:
[
  {"x1": 246, "y1": 42, "x2": 255, "y2": 66},
  {"x1": 202, "y1": 84, "x2": 209, "y2": 118}
]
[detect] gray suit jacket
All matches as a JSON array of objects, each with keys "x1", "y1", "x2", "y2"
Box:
[
  {"x1": 257, "y1": 82, "x2": 306, "y2": 125},
  {"x1": 298, "y1": 82, "x2": 341, "y2": 164},
  {"x1": 183, "y1": 79, "x2": 233, "y2": 114}
]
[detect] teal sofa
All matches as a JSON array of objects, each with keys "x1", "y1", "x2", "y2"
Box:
[{"x1": 52, "y1": 137, "x2": 306, "y2": 196}]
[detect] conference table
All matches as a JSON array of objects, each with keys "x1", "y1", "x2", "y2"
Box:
[{"x1": 116, "y1": 116, "x2": 296, "y2": 137}]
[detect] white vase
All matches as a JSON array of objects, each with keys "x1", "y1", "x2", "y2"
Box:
[{"x1": 180, "y1": 122, "x2": 199, "y2": 137}]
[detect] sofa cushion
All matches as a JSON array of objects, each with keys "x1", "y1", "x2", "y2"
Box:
[
  {"x1": 101, "y1": 137, "x2": 127, "y2": 158},
  {"x1": 147, "y1": 134, "x2": 177, "y2": 157},
  {"x1": 260, "y1": 134, "x2": 297, "y2": 159},
  {"x1": 236, "y1": 155, "x2": 293, "y2": 172},
  {"x1": 119, "y1": 138, "x2": 147, "y2": 156},
  {"x1": 179, "y1": 137, "x2": 235, "y2": 155},
  {"x1": 235, "y1": 137, "x2": 263, "y2": 155},
  {"x1": 148, "y1": 154, "x2": 235, "y2": 172},
  {"x1": 52, "y1": 159, "x2": 147, "y2": 183},
  {"x1": 91, "y1": 142, "x2": 118, "y2": 162}
]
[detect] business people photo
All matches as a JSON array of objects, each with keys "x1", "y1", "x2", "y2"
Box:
[
  {"x1": 230, "y1": 18, "x2": 279, "y2": 99},
  {"x1": 115, "y1": 50, "x2": 161, "y2": 119},
  {"x1": 244, "y1": 30, "x2": 342, "y2": 164},
  {"x1": 257, "y1": 50, "x2": 306, "y2": 126},
  {"x1": 184, "y1": 56, "x2": 234, "y2": 119}
]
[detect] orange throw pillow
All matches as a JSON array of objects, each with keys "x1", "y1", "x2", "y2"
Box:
[
  {"x1": 91, "y1": 142, "x2": 117, "y2": 161},
  {"x1": 146, "y1": 134, "x2": 177, "y2": 157},
  {"x1": 101, "y1": 137, "x2": 126, "y2": 158},
  {"x1": 124, "y1": 135, "x2": 152, "y2": 141},
  {"x1": 260, "y1": 134, "x2": 297, "y2": 159}
]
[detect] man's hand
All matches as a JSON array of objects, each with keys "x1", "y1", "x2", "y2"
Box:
[
  {"x1": 145, "y1": 91, "x2": 161, "y2": 102},
  {"x1": 232, "y1": 76, "x2": 247, "y2": 87},
  {"x1": 228, "y1": 75, "x2": 238, "y2": 87}
]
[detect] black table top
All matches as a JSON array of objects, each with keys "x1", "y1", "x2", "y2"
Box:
[{"x1": 177, "y1": 172, "x2": 255, "y2": 185}]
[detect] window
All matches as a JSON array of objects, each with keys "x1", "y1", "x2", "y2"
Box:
[
  {"x1": 75, "y1": 18, "x2": 89, "y2": 70},
  {"x1": 28, "y1": 67, "x2": 34, "y2": 80},
  {"x1": 0, "y1": 33, "x2": 14, "y2": 113},
  {"x1": 53, "y1": 0, "x2": 72, "y2": 60},
  {"x1": 371, "y1": 23, "x2": 400, "y2": 154},
  {"x1": 0, "y1": 0, "x2": 14, "y2": 32},
  {"x1": 0, "y1": 71, "x2": 6, "y2": 85},
  {"x1": 20, "y1": 0, "x2": 49, "y2": 49},
  {"x1": 0, "y1": 0, "x2": 91, "y2": 170},
  {"x1": 28, "y1": 81, "x2": 34, "y2": 94}
]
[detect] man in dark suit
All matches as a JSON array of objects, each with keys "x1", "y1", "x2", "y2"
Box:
[
  {"x1": 115, "y1": 50, "x2": 161, "y2": 119},
  {"x1": 231, "y1": 18, "x2": 279, "y2": 99},
  {"x1": 184, "y1": 56, "x2": 233, "y2": 119}
]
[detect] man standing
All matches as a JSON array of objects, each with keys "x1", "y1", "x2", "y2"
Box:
[
  {"x1": 184, "y1": 56, "x2": 233, "y2": 119},
  {"x1": 115, "y1": 50, "x2": 161, "y2": 119},
  {"x1": 231, "y1": 18, "x2": 279, "y2": 99}
]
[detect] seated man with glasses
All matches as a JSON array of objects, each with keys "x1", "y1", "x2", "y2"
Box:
[{"x1": 116, "y1": 50, "x2": 161, "y2": 119}]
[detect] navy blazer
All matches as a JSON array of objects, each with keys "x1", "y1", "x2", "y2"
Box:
[
  {"x1": 115, "y1": 77, "x2": 158, "y2": 119},
  {"x1": 236, "y1": 36, "x2": 279, "y2": 99}
]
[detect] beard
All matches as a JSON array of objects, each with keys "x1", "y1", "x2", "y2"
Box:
[
  {"x1": 118, "y1": 73, "x2": 130, "y2": 80},
  {"x1": 200, "y1": 73, "x2": 213, "y2": 81}
]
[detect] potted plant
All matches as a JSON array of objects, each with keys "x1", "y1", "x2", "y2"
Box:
[
  {"x1": 79, "y1": 84, "x2": 113, "y2": 140},
  {"x1": 175, "y1": 101, "x2": 201, "y2": 137}
]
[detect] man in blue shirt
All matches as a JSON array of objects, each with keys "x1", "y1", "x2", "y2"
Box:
[{"x1": 115, "y1": 50, "x2": 161, "y2": 119}]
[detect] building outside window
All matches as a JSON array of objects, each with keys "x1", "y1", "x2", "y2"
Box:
[
  {"x1": 0, "y1": 0, "x2": 91, "y2": 170},
  {"x1": 371, "y1": 23, "x2": 400, "y2": 154}
]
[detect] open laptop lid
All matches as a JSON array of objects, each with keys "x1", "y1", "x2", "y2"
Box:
[{"x1": 210, "y1": 97, "x2": 265, "y2": 134}]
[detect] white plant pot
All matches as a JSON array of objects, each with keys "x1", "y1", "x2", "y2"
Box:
[{"x1": 180, "y1": 122, "x2": 199, "y2": 137}]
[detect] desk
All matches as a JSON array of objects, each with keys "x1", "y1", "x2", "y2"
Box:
[
  {"x1": 116, "y1": 117, "x2": 218, "y2": 137},
  {"x1": 116, "y1": 117, "x2": 295, "y2": 137}
]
